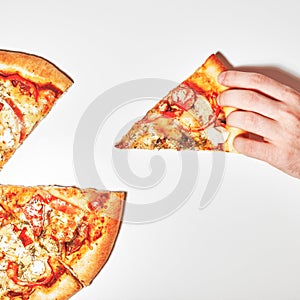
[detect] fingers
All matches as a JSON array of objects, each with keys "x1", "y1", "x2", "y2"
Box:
[
  {"x1": 234, "y1": 132, "x2": 300, "y2": 178},
  {"x1": 233, "y1": 135, "x2": 277, "y2": 164},
  {"x1": 227, "y1": 110, "x2": 281, "y2": 142},
  {"x1": 217, "y1": 70, "x2": 300, "y2": 178},
  {"x1": 218, "y1": 70, "x2": 298, "y2": 143},
  {"x1": 218, "y1": 70, "x2": 300, "y2": 104},
  {"x1": 218, "y1": 89, "x2": 282, "y2": 120}
]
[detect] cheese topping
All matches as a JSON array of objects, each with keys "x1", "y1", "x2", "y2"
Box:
[
  {"x1": 0, "y1": 223, "x2": 50, "y2": 291},
  {"x1": 205, "y1": 126, "x2": 229, "y2": 146},
  {"x1": 0, "y1": 98, "x2": 19, "y2": 151}
]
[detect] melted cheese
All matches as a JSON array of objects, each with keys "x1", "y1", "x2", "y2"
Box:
[
  {"x1": 205, "y1": 126, "x2": 229, "y2": 146},
  {"x1": 191, "y1": 94, "x2": 215, "y2": 125},
  {"x1": 0, "y1": 98, "x2": 19, "y2": 153},
  {"x1": 0, "y1": 225, "x2": 25, "y2": 259},
  {"x1": 0, "y1": 224, "x2": 50, "y2": 290}
]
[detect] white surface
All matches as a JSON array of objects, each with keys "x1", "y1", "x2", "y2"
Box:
[{"x1": 1, "y1": 1, "x2": 300, "y2": 299}]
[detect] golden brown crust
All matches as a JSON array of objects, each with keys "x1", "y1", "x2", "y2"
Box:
[
  {"x1": 0, "y1": 49, "x2": 73, "y2": 92},
  {"x1": 191, "y1": 53, "x2": 228, "y2": 93},
  {"x1": 67, "y1": 216, "x2": 123, "y2": 286},
  {"x1": 64, "y1": 190, "x2": 125, "y2": 286}
]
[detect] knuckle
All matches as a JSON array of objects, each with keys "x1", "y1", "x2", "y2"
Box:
[{"x1": 278, "y1": 104, "x2": 300, "y2": 127}]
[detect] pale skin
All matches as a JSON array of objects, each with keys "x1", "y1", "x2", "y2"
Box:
[{"x1": 217, "y1": 70, "x2": 300, "y2": 179}]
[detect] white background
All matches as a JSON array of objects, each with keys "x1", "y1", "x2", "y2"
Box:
[{"x1": 1, "y1": 1, "x2": 300, "y2": 299}]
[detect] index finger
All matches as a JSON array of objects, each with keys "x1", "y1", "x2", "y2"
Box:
[{"x1": 218, "y1": 70, "x2": 299, "y2": 103}]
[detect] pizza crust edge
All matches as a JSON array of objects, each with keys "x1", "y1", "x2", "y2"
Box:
[
  {"x1": 66, "y1": 191, "x2": 126, "y2": 286},
  {"x1": 0, "y1": 49, "x2": 73, "y2": 92}
]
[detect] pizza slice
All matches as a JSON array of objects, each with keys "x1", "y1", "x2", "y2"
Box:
[
  {"x1": 0, "y1": 50, "x2": 73, "y2": 169},
  {"x1": 115, "y1": 53, "x2": 243, "y2": 152},
  {"x1": 0, "y1": 185, "x2": 126, "y2": 299}
]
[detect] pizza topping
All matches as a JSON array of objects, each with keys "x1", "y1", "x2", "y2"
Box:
[
  {"x1": 39, "y1": 232, "x2": 59, "y2": 254},
  {"x1": 0, "y1": 72, "x2": 63, "y2": 105},
  {"x1": 157, "y1": 100, "x2": 185, "y2": 119},
  {"x1": 38, "y1": 87, "x2": 63, "y2": 114},
  {"x1": 168, "y1": 83, "x2": 196, "y2": 110},
  {"x1": 88, "y1": 192, "x2": 109, "y2": 211},
  {"x1": 23, "y1": 196, "x2": 45, "y2": 237},
  {"x1": 0, "y1": 99, "x2": 21, "y2": 154},
  {"x1": 47, "y1": 210, "x2": 76, "y2": 242},
  {"x1": 1, "y1": 97, "x2": 26, "y2": 143},
  {"x1": 38, "y1": 83, "x2": 63, "y2": 100},
  {"x1": 0, "y1": 73, "x2": 38, "y2": 102},
  {"x1": 7, "y1": 290, "x2": 31, "y2": 300},
  {"x1": 0, "y1": 206, "x2": 10, "y2": 225},
  {"x1": 184, "y1": 80, "x2": 221, "y2": 117},
  {"x1": 88, "y1": 215, "x2": 105, "y2": 242},
  {"x1": 0, "y1": 223, "x2": 60, "y2": 290},
  {"x1": 0, "y1": 127, "x2": 14, "y2": 147},
  {"x1": 19, "y1": 228, "x2": 34, "y2": 247},
  {"x1": 0, "y1": 224, "x2": 26, "y2": 258},
  {"x1": 66, "y1": 221, "x2": 89, "y2": 255},
  {"x1": 7, "y1": 260, "x2": 52, "y2": 287},
  {"x1": 43, "y1": 260, "x2": 66, "y2": 288},
  {"x1": 205, "y1": 125, "x2": 229, "y2": 146},
  {"x1": 49, "y1": 198, "x2": 80, "y2": 215},
  {"x1": 189, "y1": 94, "x2": 216, "y2": 130}
]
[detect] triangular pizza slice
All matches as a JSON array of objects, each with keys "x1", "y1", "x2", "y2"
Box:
[
  {"x1": 0, "y1": 184, "x2": 126, "y2": 299},
  {"x1": 0, "y1": 50, "x2": 73, "y2": 169},
  {"x1": 115, "y1": 54, "x2": 243, "y2": 152}
]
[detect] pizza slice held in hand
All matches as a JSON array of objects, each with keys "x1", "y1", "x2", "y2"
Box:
[
  {"x1": 0, "y1": 185, "x2": 126, "y2": 299},
  {"x1": 115, "y1": 54, "x2": 243, "y2": 152},
  {"x1": 0, "y1": 50, "x2": 73, "y2": 169}
]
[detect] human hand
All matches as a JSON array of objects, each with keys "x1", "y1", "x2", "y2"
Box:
[{"x1": 218, "y1": 70, "x2": 300, "y2": 179}]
